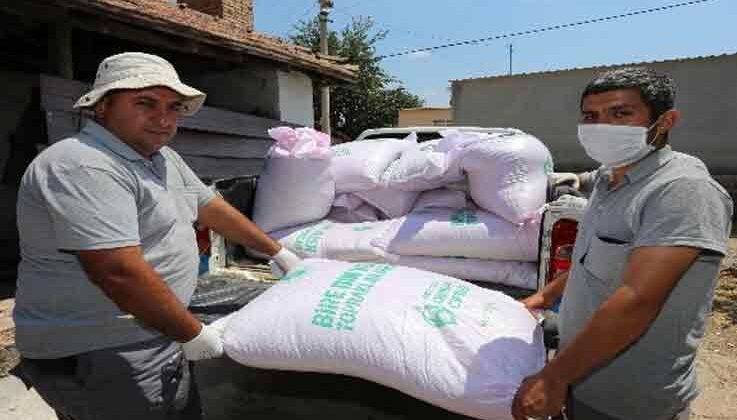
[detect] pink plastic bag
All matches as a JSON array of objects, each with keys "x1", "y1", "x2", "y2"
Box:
[{"x1": 268, "y1": 126, "x2": 332, "y2": 160}]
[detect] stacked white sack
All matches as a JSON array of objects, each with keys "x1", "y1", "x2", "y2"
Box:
[
  {"x1": 373, "y1": 207, "x2": 539, "y2": 262},
  {"x1": 381, "y1": 128, "x2": 524, "y2": 193},
  {"x1": 270, "y1": 219, "x2": 395, "y2": 262},
  {"x1": 331, "y1": 134, "x2": 416, "y2": 193},
  {"x1": 252, "y1": 127, "x2": 334, "y2": 233},
  {"x1": 380, "y1": 139, "x2": 455, "y2": 192},
  {"x1": 382, "y1": 254, "x2": 537, "y2": 290},
  {"x1": 222, "y1": 259, "x2": 545, "y2": 420},
  {"x1": 458, "y1": 130, "x2": 553, "y2": 224},
  {"x1": 272, "y1": 216, "x2": 536, "y2": 288}
]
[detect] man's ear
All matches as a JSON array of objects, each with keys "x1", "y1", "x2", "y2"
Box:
[
  {"x1": 658, "y1": 109, "x2": 680, "y2": 133},
  {"x1": 93, "y1": 97, "x2": 107, "y2": 121}
]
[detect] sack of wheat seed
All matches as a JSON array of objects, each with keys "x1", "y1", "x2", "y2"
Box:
[
  {"x1": 373, "y1": 207, "x2": 539, "y2": 261},
  {"x1": 270, "y1": 220, "x2": 394, "y2": 262},
  {"x1": 331, "y1": 135, "x2": 415, "y2": 193},
  {"x1": 222, "y1": 259, "x2": 545, "y2": 420}
]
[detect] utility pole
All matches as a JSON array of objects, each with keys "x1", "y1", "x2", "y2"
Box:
[
  {"x1": 319, "y1": 0, "x2": 333, "y2": 139},
  {"x1": 508, "y1": 43, "x2": 513, "y2": 75}
]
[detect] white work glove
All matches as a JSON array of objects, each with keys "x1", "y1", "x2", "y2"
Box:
[
  {"x1": 181, "y1": 324, "x2": 224, "y2": 361},
  {"x1": 546, "y1": 194, "x2": 589, "y2": 221},
  {"x1": 550, "y1": 172, "x2": 581, "y2": 190},
  {"x1": 270, "y1": 247, "x2": 302, "y2": 278}
]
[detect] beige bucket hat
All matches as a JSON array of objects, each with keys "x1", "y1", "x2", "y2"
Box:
[{"x1": 73, "y1": 52, "x2": 206, "y2": 116}]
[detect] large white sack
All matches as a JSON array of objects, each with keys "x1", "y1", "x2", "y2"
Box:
[
  {"x1": 331, "y1": 136, "x2": 415, "y2": 193},
  {"x1": 460, "y1": 132, "x2": 553, "y2": 224},
  {"x1": 252, "y1": 157, "x2": 335, "y2": 233},
  {"x1": 222, "y1": 259, "x2": 545, "y2": 420},
  {"x1": 270, "y1": 220, "x2": 394, "y2": 261},
  {"x1": 412, "y1": 188, "x2": 468, "y2": 212},
  {"x1": 383, "y1": 254, "x2": 537, "y2": 289},
  {"x1": 354, "y1": 186, "x2": 419, "y2": 219},
  {"x1": 374, "y1": 207, "x2": 539, "y2": 261},
  {"x1": 380, "y1": 139, "x2": 458, "y2": 192}
]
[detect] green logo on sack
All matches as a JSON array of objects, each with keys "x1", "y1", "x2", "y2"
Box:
[
  {"x1": 417, "y1": 304, "x2": 457, "y2": 328},
  {"x1": 450, "y1": 209, "x2": 479, "y2": 226},
  {"x1": 352, "y1": 226, "x2": 373, "y2": 232},
  {"x1": 418, "y1": 280, "x2": 470, "y2": 329}
]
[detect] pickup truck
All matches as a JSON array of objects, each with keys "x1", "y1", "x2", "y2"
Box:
[{"x1": 187, "y1": 171, "x2": 586, "y2": 420}]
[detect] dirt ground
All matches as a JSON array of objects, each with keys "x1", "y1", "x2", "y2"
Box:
[
  {"x1": 701, "y1": 238, "x2": 737, "y2": 354},
  {"x1": 1, "y1": 240, "x2": 736, "y2": 417}
]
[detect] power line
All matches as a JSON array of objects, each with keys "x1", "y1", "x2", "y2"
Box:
[{"x1": 376, "y1": 0, "x2": 715, "y2": 60}]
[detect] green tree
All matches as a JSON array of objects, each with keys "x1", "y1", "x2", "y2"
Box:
[{"x1": 290, "y1": 16, "x2": 423, "y2": 140}]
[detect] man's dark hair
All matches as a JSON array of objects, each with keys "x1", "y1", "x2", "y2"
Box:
[{"x1": 581, "y1": 67, "x2": 676, "y2": 122}]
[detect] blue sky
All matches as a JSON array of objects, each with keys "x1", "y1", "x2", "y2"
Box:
[{"x1": 254, "y1": 0, "x2": 737, "y2": 106}]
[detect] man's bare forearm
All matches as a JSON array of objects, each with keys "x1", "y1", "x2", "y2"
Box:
[
  {"x1": 78, "y1": 247, "x2": 201, "y2": 342},
  {"x1": 541, "y1": 285, "x2": 660, "y2": 385},
  {"x1": 198, "y1": 197, "x2": 281, "y2": 256},
  {"x1": 542, "y1": 246, "x2": 699, "y2": 386}
]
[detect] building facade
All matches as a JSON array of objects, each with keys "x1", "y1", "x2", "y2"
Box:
[
  {"x1": 397, "y1": 107, "x2": 454, "y2": 127},
  {"x1": 451, "y1": 54, "x2": 737, "y2": 175}
]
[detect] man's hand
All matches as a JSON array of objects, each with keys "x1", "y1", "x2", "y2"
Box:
[
  {"x1": 550, "y1": 172, "x2": 580, "y2": 190},
  {"x1": 271, "y1": 247, "x2": 302, "y2": 278},
  {"x1": 518, "y1": 270, "x2": 569, "y2": 316},
  {"x1": 511, "y1": 370, "x2": 568, "y2": 420},
  {"x1": 181, "y1": 324, "x2": 224, "y2": 361},
  {"x1": 520, "y1": 292, "x2": 547, "y2": 312}
]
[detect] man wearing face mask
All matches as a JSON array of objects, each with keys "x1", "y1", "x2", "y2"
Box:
[{"x1": 512, "y1": 67, "x2": 733, "y2": 420}]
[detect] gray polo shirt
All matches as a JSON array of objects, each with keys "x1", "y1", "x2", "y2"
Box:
[
  {"x1": 559, "y1": 146, "x2": 733, "y2": 420},
  {"x1": 14, "y1": 121, "x2": 215, "y2": 358}
]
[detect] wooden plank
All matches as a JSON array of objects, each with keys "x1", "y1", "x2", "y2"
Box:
[
  {"x1": 177, "y1": 155, "x2": 265, "y2": 181},
  {"x1": 39, "y1": 75, "x2": 295, "y2": 138},
  {"x1": 180, "y1": 107, "x2": 291, "y2": 139},
  {"x1": 170, "y1": 131, "x2": 272, "y2": 159}
]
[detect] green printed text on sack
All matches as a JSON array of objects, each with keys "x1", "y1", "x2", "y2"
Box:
[
  {"x1": 311, "y1": 263, "x2": 393, "y2": 332},
  {"x1": 294, "y1": 222, "x2": 332, "y2": 255},
  {"x1": 450, "y1": 209, "x2": 479, "y2": 227}
]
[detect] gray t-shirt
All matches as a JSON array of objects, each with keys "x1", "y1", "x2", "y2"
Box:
[
  {"x1": 14, "y1": 121, "x2": 215, "y2": 358},
  {"x1": 559, "y1": 146, "x2": 733, "y2": 420}
]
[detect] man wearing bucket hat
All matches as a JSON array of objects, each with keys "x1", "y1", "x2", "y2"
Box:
[{"x1": 13, "y1": 52, "x2": 301, "y2": 420}]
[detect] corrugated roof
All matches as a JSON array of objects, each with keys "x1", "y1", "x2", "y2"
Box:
[
  {"x1": 59, "y1": 0, "x2": 358, "y2": 82},
  {"x1": 451, "y1": 52, "x2": 737, "y2": 84}
]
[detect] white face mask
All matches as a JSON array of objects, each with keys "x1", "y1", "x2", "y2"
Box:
[{"x1": 577, "y1": 121, "x2": 661, "y2": 168}]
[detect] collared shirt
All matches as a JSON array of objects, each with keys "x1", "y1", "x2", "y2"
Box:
[
  {"x1": 14, "y1": 120, "x2": 215, "y2": 358},
  {"x1": 559, "y1": 146, "x2": 733, "y2": 420}
]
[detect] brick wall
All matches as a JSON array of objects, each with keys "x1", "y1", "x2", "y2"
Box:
[{"x1": 184, "y1": 0, "x2": 253, "y2": 32}]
